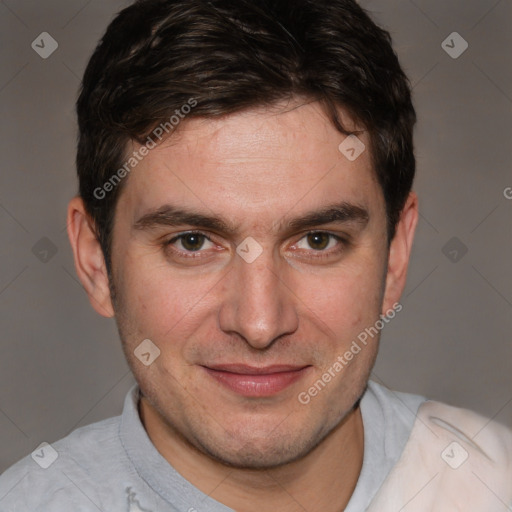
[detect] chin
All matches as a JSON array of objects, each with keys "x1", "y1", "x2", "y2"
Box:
[
  {"x1": 201, "y1": 438, "x2": 312, "y2": 470},
  {"x1": 191, "y1": 416, "x2": 331, "y2": 470}
]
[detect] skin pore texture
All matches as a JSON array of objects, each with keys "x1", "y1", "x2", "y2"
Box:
[{"x1": 67, "y1": 100, "x2": 418, "y2": 512}]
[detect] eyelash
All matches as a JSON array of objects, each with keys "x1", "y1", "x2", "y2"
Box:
[
  {"x1": 164, "y1": 230, "x2": 216, "y2": 259},
  {"x1": 163, "y1": 230, "x2": 347, "y2": 260}
]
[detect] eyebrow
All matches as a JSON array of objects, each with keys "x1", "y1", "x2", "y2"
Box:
[{"x1": 133, "y1": 202, "x2": 369, "y2": 235}]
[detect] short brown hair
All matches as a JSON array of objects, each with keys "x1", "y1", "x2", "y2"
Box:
[{"x1": 76, "y1": 0, "x2": 416, "y2": 273}]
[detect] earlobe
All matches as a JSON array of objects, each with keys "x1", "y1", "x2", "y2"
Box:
[
  {"x1": 66, "y1": 196, "x2": 115, "y2": 318},
  {"x1": 381, "y1": 192, "x2": 419, "y2": 315}
]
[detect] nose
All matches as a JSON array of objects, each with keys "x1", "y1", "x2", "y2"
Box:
[{"x1": 218, "y1": 248, "x2": 299, "y2": 350}]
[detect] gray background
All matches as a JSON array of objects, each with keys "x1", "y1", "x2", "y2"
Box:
[{"x1": 0, "y1": 0, "x2": 511, "y2": 473}]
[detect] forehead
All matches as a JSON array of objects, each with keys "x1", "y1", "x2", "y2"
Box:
[{"x1": 119, "y1": 100, "x2": 384, "y2": 229}]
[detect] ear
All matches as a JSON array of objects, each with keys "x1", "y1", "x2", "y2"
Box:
[
  {"x1": 67, "y1": 196, "x2": 115, "y2": 318},
  {"x1": 381, "y1": 192, "x2": 419, "y2": 315}
]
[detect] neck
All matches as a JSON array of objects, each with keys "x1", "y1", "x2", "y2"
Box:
[{"x1": 139, "y1": 399, "x2": 364, "y2": 512}]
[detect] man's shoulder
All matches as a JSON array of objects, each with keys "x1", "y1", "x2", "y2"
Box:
[
  {"x1": 2, "y1": 413, "x2": 122, "y2": 477},
  {"x1": 417, "y1": 399, "x2": 512, "y2": 484},
  {"x1": 368, "y1": 397, "x2": 512, "y2": 510},
  {"x1": 0, "y1": 415, "x2": 124, "y2": 511},
  {"x1": 365, "y1": 380, "x2": 427, "y2": 414},
  {"x1": 362, "y1": 380, "x2": 427, "y2": 439}
]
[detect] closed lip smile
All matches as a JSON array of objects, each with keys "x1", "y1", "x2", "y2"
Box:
[{"x1": 201, "y1": 364, "x2": 312, "y2": 397}]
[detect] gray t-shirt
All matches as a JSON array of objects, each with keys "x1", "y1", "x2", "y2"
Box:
[{"x1": 0, "y1": 381, "x2": 425, "y2": 511}]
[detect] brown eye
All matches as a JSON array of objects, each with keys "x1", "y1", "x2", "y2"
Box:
[
  {"x1": 166, "y1": 232, "x2": 214, "y2": 253},
  {"x1": 306, "y1": 232, "x2": 331, "y2": 250},
  {"x1": 293, "y1": 232, "x2": 344, "y2": 257},
  {"x1": 163, "y1": 231, "x2": 222, "y2": 264},
  {"x1": 179, "y1": 233, "x2": 207, "y2": 252}
]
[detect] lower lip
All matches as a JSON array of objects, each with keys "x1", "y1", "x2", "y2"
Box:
[{"x1": 203, "y1": 367, "x2": 309, "y2": 397}]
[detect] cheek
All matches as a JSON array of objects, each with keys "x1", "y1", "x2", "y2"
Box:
[
  {"x1": 302, "y1": 261, "x2": 385, "y2": 337},
  {"x1": 114, "y1": 254, "x2": 220, "y2": 345}
]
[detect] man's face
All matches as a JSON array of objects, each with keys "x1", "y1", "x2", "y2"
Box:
[{"x1": 108, "y1": 101, "x2": 393, "y2": 468}]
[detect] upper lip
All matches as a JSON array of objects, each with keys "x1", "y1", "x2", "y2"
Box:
[{"x1": 203, "y1": 364, "x2": 310, "y2": 375}]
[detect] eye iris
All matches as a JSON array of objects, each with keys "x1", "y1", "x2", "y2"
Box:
[
  {"x1": 307, "y1": 232, "x2": 329, "y2": 250},
  {"x1": 182, "y1": 234, "x2": 205, "y2": 251}
]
